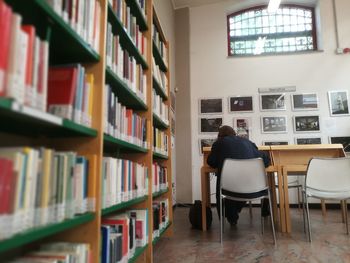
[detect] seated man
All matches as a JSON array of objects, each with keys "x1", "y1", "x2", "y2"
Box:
[{"x1": 207, "y1": 125, "x2": 271, "y2": 225}]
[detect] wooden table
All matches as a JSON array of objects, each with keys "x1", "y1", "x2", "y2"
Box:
[{"x1": 200, "y1": 144, "x2": 345, "y2": 233}]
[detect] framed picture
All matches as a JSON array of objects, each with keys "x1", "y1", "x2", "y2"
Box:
[
  {"x1": 261, "y1": 116, "x2": 287, "y2": 133},
  {"x1": 233, "y1": 117, "x2": 252, "y2": 139},
  {"x1": 200, "y1": 117, "x2": 223, "y2": 133},
  {"x1": 229, "y1": 96, "x2": 253, "y2": 112},
  {"x1": 199, "y1": 98, "x2": 223, "y2": 114},
  {"x1": 260, "y1": 93, "x2": 286, "y2": 111},
  {"x1": 329, "y1": 136, "x2": 350, "y2": 152},
  {"x1": 328, "y1": 90, "x2": 350, "y2": 116},
  {"x1": 295, "y1": 137, "x2": 322, "y2": 145},
  {"x1": 294, "y1": 115, "x2": 320, "y2": 133},
  {"x1": 199, "y1": 138, "x2": 216, "y2": 155},
  {"x1": 291, "y1": 93, "x2": 319, "y2": 111},
  {"x1": 263, "y1": 141, "x2": 289, "y2": 146}
]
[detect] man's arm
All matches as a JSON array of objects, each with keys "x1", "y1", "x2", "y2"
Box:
[{"x1": 207, "y1": 141, "x2": 219, "y2": 168}]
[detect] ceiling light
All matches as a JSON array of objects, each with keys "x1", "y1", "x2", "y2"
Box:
[{"x1": 267, "y1": 0, "x2": 281, "y2": 13}]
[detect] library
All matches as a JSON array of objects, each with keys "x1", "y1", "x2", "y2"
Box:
[{"x1": 0, "y1": 0, "x2": 349, "y2": 262}]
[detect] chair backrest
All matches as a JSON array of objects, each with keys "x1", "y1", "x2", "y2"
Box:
[
  {"x1": 221, "y1": 158, "x2": 268, "y2": 194},
  {"x1": 306, "y1": 157, "x2": 350, "y2": 192}
]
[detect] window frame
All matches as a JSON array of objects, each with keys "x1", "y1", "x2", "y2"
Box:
[{"x1": 226, "y1": 4, "x2": 318, "y2": 57}]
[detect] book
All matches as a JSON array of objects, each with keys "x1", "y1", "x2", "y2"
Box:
[{"x1": 0, "y1": 1, "x2": 12, "y2": 95}]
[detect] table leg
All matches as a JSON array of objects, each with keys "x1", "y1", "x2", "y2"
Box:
[
  {"x1": 283, "y1": 167, "x2": 292, "y2": 233},
  {"x1": 277, "y1": 166, "x2": 286, "y2": 232},
  {"x1": 201, "y1": 167, "x2": 208, "y2": 231}
]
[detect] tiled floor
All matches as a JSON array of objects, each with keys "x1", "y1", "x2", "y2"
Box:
[{"x1": 154, "y1": 206, "x2": 350, "y2": 263}]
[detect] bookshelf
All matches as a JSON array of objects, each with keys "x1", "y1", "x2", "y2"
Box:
[{"x1": 0, "y1": 0, "x2": 173, "y2": 262}]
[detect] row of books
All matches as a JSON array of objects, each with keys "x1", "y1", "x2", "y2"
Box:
[
  {"x1": 0, "y1": 148, "x2": 93, "y2": 240},
  {"x1": 101, "y1": 209, "x2": 148, "y2": 263},
  {"x1": 104, "y1": 85, "x2": 148, "y2": 148},
  {"x1": 101, "y1": 157, "x2": 148, "y2": 209},
  {"x1": 46, "y1": 0, "x2": 101, "y2": 52},
  {"x1": 0, "y1": 2, "x2": 49, "y2": 112},
  {"x1": 153, "y1": 199, "x2": 169, "y2": 240},
  {"x1": 153, "y1": 128, "x2": 169, "y2": 156},
  {"x1": 48, "y1": 64, "x2": 94, "y2": 127},
  {"x1": 7, "y1": 242, "x2": 91, "y2": 262},
  {"x1": 109, "y1": 0, "x2": 147, "y2": 19},
  {"x1": 109, "y1": 0, "x2": 148, "y2": 56},
  {"x1": 152, "y1": 23, "x2": 168, "y2": 67},
  {"x1": 106, "y1": 23, "x2": 147, "y2": 103},
  {"x1": 153, "y1": 90, "x2": 169, "y2": 125},
  {"x1": 152, "y1": 163, "x2": 168, "y2": 194},
  {"x1": 152, "y1": 57, "x2": 169, "y2": 96}
]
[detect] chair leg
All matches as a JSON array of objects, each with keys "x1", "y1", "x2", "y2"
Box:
[
  {"x1": 220, "y1": 192, "x2": 223, "y2": 244},
  {"x1": 341, "y1": 200, "x2": 346, "y2": 223},
  {"x1": 261, "y1": 199, "x2": 264, "y2": 235},
  {"x1": 302, "y1": 191, "x2": 306, "y2": 233},
  {"x1": 321, "y1": 200, "x2": 326, "y2": 218},
  {"x1": 268, "y1": 191, "x2": 277, "y2": 245},
  {"x1": 305, "y1": 193, "x2": 312, "y2": 242},
  {"x1": 345, "y1": 200, "x2": 349, "y2": 235},
  {"x1": 249, "y1": 201, "x2": 253, "y2": 219},
  {"x1": 297, "y1": 186, "x2": 301, "y2": 210}
]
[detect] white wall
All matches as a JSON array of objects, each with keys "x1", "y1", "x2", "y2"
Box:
[{"x1": 189, "y1": 0, "x2": 350, "y2": 201}]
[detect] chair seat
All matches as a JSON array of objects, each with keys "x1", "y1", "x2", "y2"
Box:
[{"x1": 305, "y1": 188, "x2": 350, "y2": 200}]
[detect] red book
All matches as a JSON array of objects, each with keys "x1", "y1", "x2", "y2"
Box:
[
  {"x1": 102, "y1": 217, "x2": 129, "y2": 258},
  {"x1": 0, "y1": 1, "x2": 12, "y2": 95},
  {"x1": 0, "y1": 158, "x2": 13, "y2": 214},
  {"x1": 0, "y1": 158, "x2": 5, "y2": 213},
  {"x1": 125, "y1": 109, "x2": 133, "y2": 136},
  {"x1": 47, "y1": 65, "x2": 78, "y2": 118}
]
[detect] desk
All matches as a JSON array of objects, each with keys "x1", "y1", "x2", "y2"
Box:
[
  {"x1": 200, "y1": 144, "x2": 345, "y2": 233},
  {"x1": 200, "y1": 146, "x2": 279, "y2": 231}
]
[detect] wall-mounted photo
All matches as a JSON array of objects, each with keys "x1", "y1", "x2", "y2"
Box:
[
  {"x1": 199, "y1": 98, "x2": 223, "y2": 114},
  {"x1": 329, "y1": 136, "x2": 350, "y2": 152},
  {"x1": 263, "y1": 141, "x2": 289, "y2": 146},
  {"x1": 233, "y1": 117, "x2": 251, "y2": 139},
  {"x1": 328, "y1": 90, "x2": 349, "y2": 116},
  {"x1": 260, "y1": 93, "x2": 286, "y2": 111},
  {"x1": 295, "y1": 137, "x2": 322, "y2": 145},
  {"x1": 261, "y1": 116, "x2": 287, "y2": 133},
  {"x1": 294, "y1": 115, "x2": 320, "y2": 133},
  {"x1": 229, "y1": 96, "x2": 253, "y2": 112},
  {"x1": 200, "y1": 117, "x2": 223, "y2": 133},
  {"x1": 199, "y1": 138, "x2": 217, "y2": 155},
  {"x1": 291, "y1": 93, "x2": 319, "y2": 111}
]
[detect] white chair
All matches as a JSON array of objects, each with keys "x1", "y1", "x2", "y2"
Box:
[
  {"x1": 303, "y1": 157, "x2": 350, "y2": 242},
  {"x1": 219, "y1": 158, "x2": 276, "y2": 244}
]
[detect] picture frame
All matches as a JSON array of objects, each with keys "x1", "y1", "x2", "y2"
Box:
[
  {"x1": 261, "y1": 116, "x2": 287, "y2": 133},
  {"x1": 295, "y1": 137, "x2": 322, "y2": 145},
  {"x1": 260, "y1": 93, "x2": 286, "y2": 111},
  {"x1": 199, "y1": 138, "x2": 217, "y2": 155},
  {"x1": 200, "y1": 117, "x2": 223, "y2": 133},
  {"x1": 199, "y1": 98, "x2": 223, "y2": 114},
  {"x1": 228, "y1": 96, "x2": 253, "y2": 112},
  {"x1": 328, "y1": 90, "x2": 350, "y2": 116},
  {"x1": 294, "y1": 115, "x2": 320, "y2": 133},
  {"x1": 233, "y1": 117, "x2": 252, "y2": 140},
  {"x1": 291, "y1": 93, "x2": 319, "y2": 111},
  {"x1": 263, "y1": 141, "x2": 289, "y2": 146},
  {"x1": 329, "y1": 136, "x2": 350, "y2": 152}
]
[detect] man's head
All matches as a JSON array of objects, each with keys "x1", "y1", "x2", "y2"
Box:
[{"x1": 218, "y1": 125, "x2": 236, "y2": 138}]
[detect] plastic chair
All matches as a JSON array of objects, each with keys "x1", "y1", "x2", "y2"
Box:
[
  {"x1": 275, "y1": 174, "x2": 303, "y2": 209},
  {"x1": 219, "y1": 158, "x2": 276, "y2": 244},
  {"x1": 303, "y1": 157, "x2": 350, "y2": 242}
]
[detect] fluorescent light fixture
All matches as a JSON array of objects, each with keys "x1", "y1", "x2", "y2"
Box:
[
  {"x1": 267, "y1": 0, "x2": 281, "y2": 13},
  {"x1": 253, "y1": 37, "x2": 266, "y2": 55}
]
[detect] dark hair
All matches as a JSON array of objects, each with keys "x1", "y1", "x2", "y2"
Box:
[{"x1": 218, "y1": 125, "x2": 236, "y2": 138}]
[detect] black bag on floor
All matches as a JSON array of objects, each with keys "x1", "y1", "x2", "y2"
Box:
[{"x1": 189, "y1": 200, "x2": 212, "y2": 230}]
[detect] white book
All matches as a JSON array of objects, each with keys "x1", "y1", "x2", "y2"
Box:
[{"x1": 31, "y1": 37, "x2": 40, "y2": 109}]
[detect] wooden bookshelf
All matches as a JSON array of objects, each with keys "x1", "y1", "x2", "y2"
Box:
[{"x1": 0, "y1": 0, "x2": 173, "y2": 262}]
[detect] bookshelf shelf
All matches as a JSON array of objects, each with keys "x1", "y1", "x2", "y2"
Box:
[
  {"x1": 153, "y1": 41, "x2": 168, "y2": 72},
  {"x1": 5, "y1": 0, "x2": 100, "y2": 63},
  {"x1": 0, "y1": 98, "x2": 97, "y2": 137},
  {"x1": 153, "y1": 151, "x2": 169, "y2": 160},
  {"x1": 107, "y1": 4, "x2": 148, "y2": 69},
  {"x1": 125, "y1": 0, "x2": 148, "y2": 31},
  {"x1": 152, "y1": 222, "x2": 172, "y2": 245},
  {"x1": 0, "y1": 213, "x2": 95, "y2": 254},
  {"x1": 106, "y1": 67, "x2": 148, "y2": 110},
  {"x1": 102, "y1": 196, "x2": 148, "y2": 216},
  {"x1": 153, "y1": 113, "x2": 169, "y2": 129},
  {"x1": 104, "y1": 134, "x2": 148, "y2": 153},
  {"x1": 129, "y1": 244, "x2": 148, "y2": 263},
  {"x1": 152, "y1": 76, "x2": 168, "y2": 100},
  {"x1": 152, "y1": 188, "x2": 169, "y2": 198}
]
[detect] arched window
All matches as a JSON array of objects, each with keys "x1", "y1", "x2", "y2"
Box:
[{"x1": 227, "y1": 5, "x2": 317, "y2": 56}]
